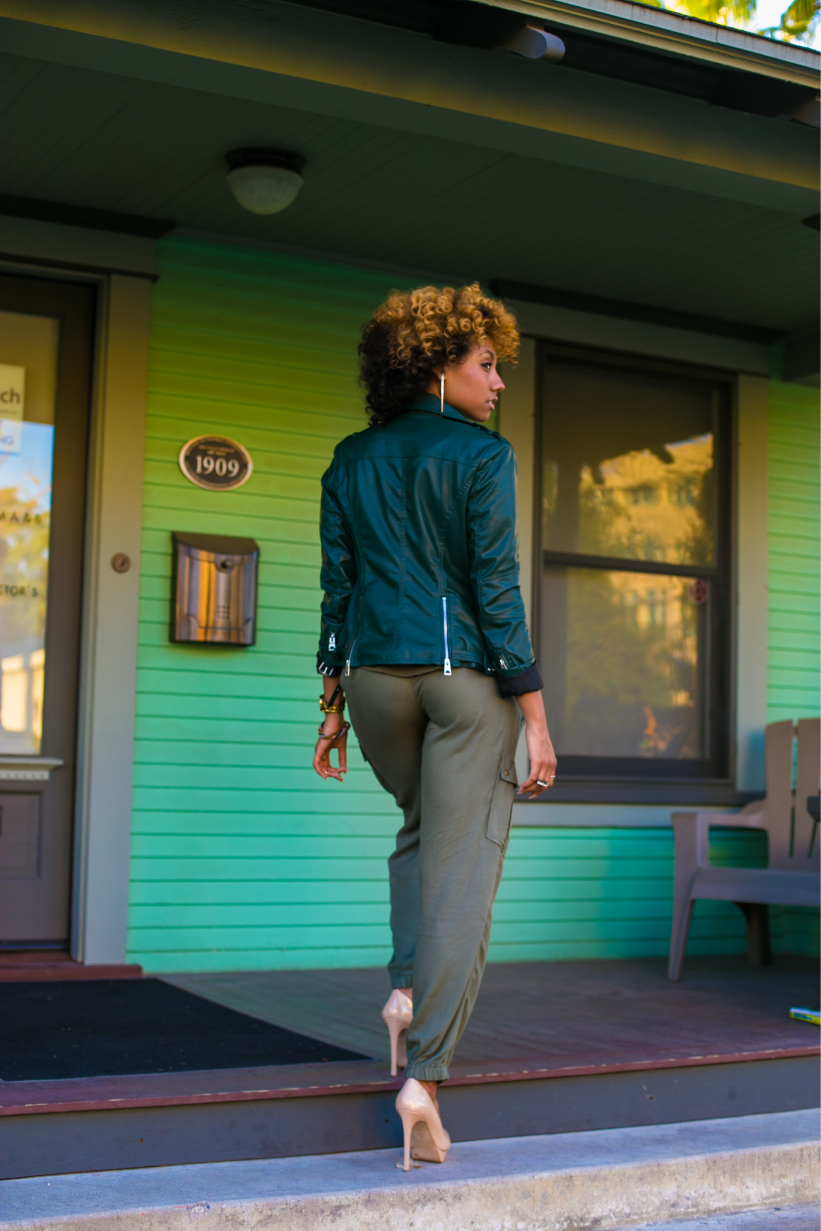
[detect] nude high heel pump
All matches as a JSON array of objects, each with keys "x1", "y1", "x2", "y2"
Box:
[
  {"x1": 396, "y1": 1078, "x2": 450, "y2": 1172},
  {"x1": 382, "y1": 989, "x2": 412, "y2": 1077}
]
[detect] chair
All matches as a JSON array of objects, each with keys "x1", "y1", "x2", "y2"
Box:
[{"x1": 668, "y1": 718, "x2": 820, "y2": 982}]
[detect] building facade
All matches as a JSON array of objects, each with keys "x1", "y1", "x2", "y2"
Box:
[{"x1": 0, "y1": 0, "x2": 817, "y2": 972}]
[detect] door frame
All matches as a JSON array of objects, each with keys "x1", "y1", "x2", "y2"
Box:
[
  {"x1": 0, "y1": 215, "x2": 154, "y2": 963},
  {"x1": 73, "y1": 273, "x2": 151, "y2": 964}
]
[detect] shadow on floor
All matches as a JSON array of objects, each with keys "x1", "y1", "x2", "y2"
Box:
[{"x1": 164, "y1": 955, "x2": 820, "y2": 1066}]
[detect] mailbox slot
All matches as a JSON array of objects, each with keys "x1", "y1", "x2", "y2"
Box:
[{"x1": 171, "y1": 532, "x2": 259, "y2": 645}]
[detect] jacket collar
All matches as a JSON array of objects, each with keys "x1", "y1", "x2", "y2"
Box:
[{"x1": 405, "y1": 392, "x2": 478, "y2": 426}]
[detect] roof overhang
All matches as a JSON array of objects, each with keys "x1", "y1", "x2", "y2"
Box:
[
  {"x1": 0, "y1": 0, "x2": 815, "y2": 341},
  {"x1": 484, "y1": 0, "x2": 820, "y2": 86},
  {"x1": 0, "y1": 0, "x2": 817, "y2": 215}
]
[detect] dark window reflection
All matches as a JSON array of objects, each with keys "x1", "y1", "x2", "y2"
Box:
[
  {"x1": 542, "y1": 364, "x2": 717, "y2": 567},
  {"x1": 542, "y1": 567, "x2": 708, "y2": 760}
]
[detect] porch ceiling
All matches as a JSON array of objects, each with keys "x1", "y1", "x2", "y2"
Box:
[{"x1": 0, "y1": 48, "x2": 817, "y2": 333}]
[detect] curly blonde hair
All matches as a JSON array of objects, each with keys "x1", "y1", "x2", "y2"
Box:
[{"x1": 359, "y1": 283, "x2": 519, "y2": 427}]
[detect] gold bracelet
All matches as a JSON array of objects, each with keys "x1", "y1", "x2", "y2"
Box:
[
  {"x1": 317, "y1": 721, "x2": 350, "y2": 742},
  {"x1": 319, "y1": 694, "x2": 345, "y2": 714}
]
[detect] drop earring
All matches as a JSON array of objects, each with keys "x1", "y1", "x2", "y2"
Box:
[{"x1": 440, "y1": 371, "x2": 445, "y2": 414}]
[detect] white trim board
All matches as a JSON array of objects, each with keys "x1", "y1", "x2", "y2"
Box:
[
  {"x1": 735, "y1": 374, "x2": 769, "y2": 793},
  {"x1": 511, "y1": 299, "x2": 770, "y2": 376},
  {"x1": 0, "y1": 216, "x2": 157, "y2": 280},
  {"x1": 498, "y1": 338, "x2": 537, "y2": 632},
  {"x1": 511, "y1": 803, "x2": 737, "y2": 826},
  {"x1": 72, "y1": 273, "x2": 150, "y2": 965}
]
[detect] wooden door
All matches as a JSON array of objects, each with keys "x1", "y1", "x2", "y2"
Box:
[{"x1": 0, "y1": 274, "x2": 94, "y2": 945}]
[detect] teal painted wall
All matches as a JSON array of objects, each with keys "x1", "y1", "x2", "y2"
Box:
[
  {"x1": 767, "y1": 379, "x2": 819, "y2": 725},
  {"x1": 767, "y1": 378, "x2": 820, "y2": 958},
  {"x1": 129, "y1": 236, "x2": 410, "y2": 971},
  {"x1": 127, "y1": 237, "x2": 815, "y2": 972}
]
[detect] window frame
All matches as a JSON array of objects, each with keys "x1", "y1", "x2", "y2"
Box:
[{"x1": 531, "y1": 339, "x2": 745, "y2": 806}]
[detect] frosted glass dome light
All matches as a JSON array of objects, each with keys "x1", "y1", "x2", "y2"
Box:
[{"x1": 225, "y1": 149, "x2": 305, "y2": 216}]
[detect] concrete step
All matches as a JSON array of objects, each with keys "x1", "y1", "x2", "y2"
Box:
[
  {"x1": 624, "y1": 1206, "x2": 819, "y2": 1230},
  {"x1": 2, "y1": 1110, "x2": 818, "y2": 1231}
]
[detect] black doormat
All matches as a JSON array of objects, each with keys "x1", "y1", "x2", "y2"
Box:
[{"x1": 0, "y1": 979, "x2": 367, "y2": 1082}]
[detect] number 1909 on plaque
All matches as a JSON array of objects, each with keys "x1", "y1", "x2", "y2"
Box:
[{"x1": 178, "y1": 436, "x2": 253, "y2": 491}]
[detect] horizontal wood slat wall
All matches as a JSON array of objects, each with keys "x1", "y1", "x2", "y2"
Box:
[
  {"x1": 127, "y1": 236, "x2": 789, "y2": 972},
  {"x1": 767, "y1": 377, "x2": 820, "y2": 958}
]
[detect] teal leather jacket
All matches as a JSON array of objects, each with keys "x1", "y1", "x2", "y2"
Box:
[{"x1": 317, "y1": 394, "x2": 539, "y2": 693}]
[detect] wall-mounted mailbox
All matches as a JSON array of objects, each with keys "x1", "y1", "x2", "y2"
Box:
[{"x1": 171, "y1": 532, "x2": 259, "y2": 645}]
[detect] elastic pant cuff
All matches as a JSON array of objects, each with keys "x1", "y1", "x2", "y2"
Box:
[{"x1": 404, "y1": 1064, "x2": 449, "y2": 1082}]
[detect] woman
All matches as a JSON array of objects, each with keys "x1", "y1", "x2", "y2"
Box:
[{"x1": 312, "y1": 283, "x2": 557, "y2": 1171}]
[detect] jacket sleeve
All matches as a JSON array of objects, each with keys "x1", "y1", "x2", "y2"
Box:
[
  {"x1": 466, "y1": 440, "x2": 538, "y2": 682},
  {"x1": 317, "y1": 459, "x2": 356, "y2": 676}
]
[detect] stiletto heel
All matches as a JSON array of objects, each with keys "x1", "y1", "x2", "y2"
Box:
[
  {"x1": 395, "y1": 1078, "x2": 450, "y2": 1172},
  {"x1": 386, "y1": 1017, "x2": 406, "y2": 1076},
  {"x1": 382, "y1": 989, "x2": 412, "y2": 1077},
  {"x1": 398, "y1": 1107, "x2": 418, "y2": 1173}
]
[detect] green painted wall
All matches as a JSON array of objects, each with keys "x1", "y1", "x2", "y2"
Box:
[
  {"x1": 767, "y1": 379, "x2": 819, "y2": 725},
  {"x1": 767, "y1": 378, "x2": 820, "y2": 958},
  {"x1": 127, "y1": 236, "x2": 815, "y2": 972},
  {"x1": 129, "y1": 236, "x2": 409, "y2": 971}
]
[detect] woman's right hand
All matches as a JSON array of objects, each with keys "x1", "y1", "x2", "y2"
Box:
[
  {"x1": 313, "y1": 711, "x2": 348, "y2": 782},
  {"x1": 516, "y1": 690, "x2": 557, "y2": 798}
]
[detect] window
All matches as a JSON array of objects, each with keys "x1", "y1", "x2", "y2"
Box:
[{"x1": 536, "y1": 345, "x2": 733, "y2": 788}]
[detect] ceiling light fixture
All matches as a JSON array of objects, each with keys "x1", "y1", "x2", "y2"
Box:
[{"x1": 225, "y1": 149, "x2": 306, "y2": 215}]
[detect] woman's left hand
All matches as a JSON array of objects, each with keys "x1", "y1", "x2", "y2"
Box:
[{"x1": 313, "y1": 711, "x2": 348, "y2": 782}]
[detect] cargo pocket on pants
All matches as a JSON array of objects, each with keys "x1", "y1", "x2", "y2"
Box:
[{"x1": 486, "y1": 755, "x2": 518, "y2": 851}]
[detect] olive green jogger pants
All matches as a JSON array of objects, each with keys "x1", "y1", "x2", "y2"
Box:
[{"x1": 344, "y1": 665, "x2": 522, "y2": 1082}]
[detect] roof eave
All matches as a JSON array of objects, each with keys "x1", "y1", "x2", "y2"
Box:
[{"x1": 481, "y1": 0, "x2": 821, "y2": 86}]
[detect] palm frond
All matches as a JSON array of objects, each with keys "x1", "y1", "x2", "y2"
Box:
[
  {"x1": 665, "y1": 0, "x2": 758, "y2": 27},
  {"x1": 664, "y1": 0, "x2": 819, "y2": 39},
  {"x1": 780, "y1": 0, "x2": 820, "y2": 35}
]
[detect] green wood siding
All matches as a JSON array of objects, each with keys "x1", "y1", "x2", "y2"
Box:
[
  {"x1": 127, "y1": 237, "x2": 814, "y2": 971},
  {"x1": 130, "y1": 235, "x2": 410, "y2": 970},
  {"x1": 767, "y1": 380, "x2": 820, "y2": 724},
  {"x1": 767, "y1": 378, "x2": 820, "y2": 958}
]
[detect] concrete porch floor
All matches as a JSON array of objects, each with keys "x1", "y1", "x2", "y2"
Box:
[{"x1": 632, "y1": 1209, "x2": 819, "y2": 1229}]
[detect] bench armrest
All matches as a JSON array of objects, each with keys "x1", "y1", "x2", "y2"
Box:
[
  {"x1": 737, "y1": 797, "x2": 767, "y2": 817},
  {"x1": 671, "y1": 809, "x2": 763, "y2": 829},
  {"x1": 671, "y1": 809, "x2": 764, "y2": 871}
]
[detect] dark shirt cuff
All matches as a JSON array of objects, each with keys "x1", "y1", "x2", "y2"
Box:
[
  {"x1": 496, "y1": 662, "x2": 543, "y2": 697},
  {"x1": 317, "y1": 652, "x2": 343, "y2": 677}
]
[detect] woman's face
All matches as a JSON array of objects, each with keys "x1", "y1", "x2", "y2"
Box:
[{"x1": 430, "y1": 342, "x2": 505, "y2": 423}]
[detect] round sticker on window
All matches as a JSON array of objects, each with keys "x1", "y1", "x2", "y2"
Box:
[
  {"x1": 688, "y1": 578, "x2": 709, "y2": 605},
  {"x1": 179, "y1": 436, "x2": 253, "y2": 491}
]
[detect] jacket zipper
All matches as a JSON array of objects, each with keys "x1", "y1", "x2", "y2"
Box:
[
  {"x1": 442, "y1": 597, "x2": 452, "y2": 676},
  {"x1": 345, "y1": 598, "x2": 362, "y2": 676}
]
